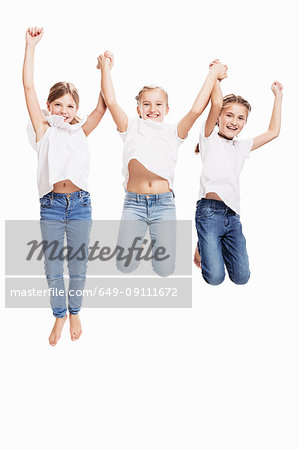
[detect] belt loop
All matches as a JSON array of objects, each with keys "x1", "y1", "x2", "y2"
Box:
[
  {"x1": 155, "y1": 194, "x2": 158, "y2": 203},
  {"x1": 136, "y1": 194, "x2": 139, "y2": 203},
  {"x1": 172, "y1": 190, "x2": 175, "y2": 198},
  {"x1": 51, "y1": 192, "x2": 54, "y2": 200}
]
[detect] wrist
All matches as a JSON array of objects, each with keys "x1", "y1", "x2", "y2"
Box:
[
  {"x1": 274, "y1": 94, "x2": 283, "y2": 101},
  {"x1": 101, "y1": 62, "x2": 110, "y2": 72},
  {"x1": 25, "y1": 43, "x2": 35, "y2": 51},
  {"x1": 208, "y1": 69, "x2": 218, "y2": 81}
]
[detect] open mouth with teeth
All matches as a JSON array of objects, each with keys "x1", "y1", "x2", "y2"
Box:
[
  {"x1": 147, "y1": 113, "x2": 160, "y2": 118},
  {"x1": 227, "y1": 126, "x2": 237, "y2": 131}
]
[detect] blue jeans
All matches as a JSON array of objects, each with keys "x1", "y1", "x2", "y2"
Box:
[
  {"x1": 117, "y1": 191, "x2": 176, "y2": 277},
  {"x1": 195, "y1": 199, "x2": 250, "y2": 285},
  {"x1": 40, "y1": 191, "x2": 92, "y2": 317}
]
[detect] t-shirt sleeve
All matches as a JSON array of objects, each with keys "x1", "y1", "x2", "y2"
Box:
[
  {"x1": 175, "y1": 124, "x2": 188, "y2": 145},
  {"x1": 238, "y1": 137, "x2": 253, "y2": 159},
  {"x1": 26, "y1": 120, "x2": 38, "y2": 151},
  {"x1": 199, "y1": 121, "x2": 207, "y2": 141},
  {"x1": 197, "y1": 121, "x2": 211, "y2": 156},
  {"x1": 118, "y1": 118, "x2": 133, "y2": 142}
]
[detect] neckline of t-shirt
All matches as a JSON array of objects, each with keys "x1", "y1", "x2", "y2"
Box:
[
  {"x1": 217, "y1": 131, "x2": 236, "y2": 145},
  {"x1": 137, "y1": 117, "x2": 168, "y2": 126}
]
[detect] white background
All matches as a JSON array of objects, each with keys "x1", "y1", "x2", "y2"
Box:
[{"x1": 1, "y1": 0, "x2": 298, "y2": 449}]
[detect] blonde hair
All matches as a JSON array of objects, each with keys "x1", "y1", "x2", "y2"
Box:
[
  {"x1": 221, "y1": 94, "x2": 251, "y2": 114},
  {"x1": 135, "y1": 85, "x2": 169, "y2": 106},
  {"x1": 47, "y1": 81, "x2": 80, "y2": 123},
  {"x1": 195, "y1": 93, "x2": 252, "y2": 154}
]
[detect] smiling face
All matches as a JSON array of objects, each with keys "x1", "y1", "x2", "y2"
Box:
[
  {"x1": 47, "y1": 93, "x2": 78, "y2": 123},
  {"x1": 218, "y1": 103, "x2": 248, "y2": 139},
  {"x1": 137, "y1": 89, "x2": 169, "y2": 122}
]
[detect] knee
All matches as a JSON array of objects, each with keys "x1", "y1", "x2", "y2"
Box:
[
  {"x1": 202, "y1": 271, "x2": 225, "y2": 286},
  {"x1": 46, "y1": 273, "x2": 63, "y2": 281},
  {"x1": 69, "y1": 274, "x2": 86, "y2": 282},
  {"x1": 116, "y1": 260, "x2": 140, "y2": 274},
  {"x1": 152, "y1": 262, "x2": 175, "y2": 278},
  {"x1": 230, "y1": 271, "x2": 250, "y2": 285}
]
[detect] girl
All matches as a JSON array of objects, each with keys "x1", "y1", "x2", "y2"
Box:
[
  {"x1": 23, "y1": 27, "x2": 108, "y2": 345},
  {"x1": 98, "y1": 52, "x2": 227, "y2": 276},
  {"x1": 194, "y1": 62, "x2": 283, "y2": 285}
]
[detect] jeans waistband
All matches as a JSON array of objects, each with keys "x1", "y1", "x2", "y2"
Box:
[
  {"x1": 42, "y1": 190, "x2": 89, "y2": 200},
  {"x1": 198, "y1": 198, "x2": 235, "y2": 212},
  {"x1": 125, "y1": 190, "x2": 175, "y2": 202}
]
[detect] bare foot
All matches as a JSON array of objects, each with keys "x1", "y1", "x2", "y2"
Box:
[
  {"x1": 69, "y1": 314, "x2": 82, "y2": 341},
  {"x1": 49, "y1": 315, "x2": 68, "y2": 346},
  {"x1": 193, "y1": 247, "x2": 201, "y2": 268}
]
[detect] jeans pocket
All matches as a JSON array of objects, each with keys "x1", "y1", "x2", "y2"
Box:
[
  {"x1": 80, "y1": 193, "x2": 91, "y2": 207},
  {"x1": 197, "y1": 206, "x2": 216, "y2": 219},
  {"x1": 40, "y1": 195, "x2": 52, "y2": 208},
  {"x1": 159, "y1": 197, "x2": 175, "y2": 207},
  {"x1": 123, "y1": 197, "x2": 135, "y2": 208}
]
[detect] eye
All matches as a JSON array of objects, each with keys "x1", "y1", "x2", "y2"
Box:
[
  {"x1": 239, "y1": 116, "x2": 245, "y2": 121},
  {"x1": 226, "y1": 113, "x2": 232, "y2": 117},
  {"x1": 55, "y1": 103, "x2": 61, "y2": 107},
  {"x1": 68, "y1": 105, "x2": 74, "y2": 109}
]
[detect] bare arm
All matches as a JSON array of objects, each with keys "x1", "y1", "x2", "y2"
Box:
[
  {"x1": 251, "y1": 81, "x2": 283, "y2": 151},
  {"x1": 205, "y1": 79, "x2": 223, "y2": 137},
  {"x1": 22, "y1": 27, "x2": 48, "y2": 142},
  {"x1": 98, "y1": 52, "x2": 128, "y2": 132},
  {"x1": 177, "y1": 61, "x2": 227, "y2": 139},
  {"x1": 82, "y1": 89, "x2": 107, "y2": 137}
]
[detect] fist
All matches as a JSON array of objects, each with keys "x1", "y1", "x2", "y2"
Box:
[
  {"x1": 96, "y1": 51, "x2": 113, "y2": 70},
  {"x1": 26, "y1": 27, "x2": 44, "y2": 46},
  {"x1": 271, "y1": 81, "x2": 283, "y2": 97},
  {"x1": 209, "y1": 60, "x2": 228, "y2": 80},
  {"x1": 104, "y1": 50, "x2": 114, "y2": 70},
  {"x1": 209, "y1": 59, "x2": 220, "y2": 69}
]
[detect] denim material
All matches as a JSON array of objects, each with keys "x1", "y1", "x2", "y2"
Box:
[
  {"x1": 117, "y1": 191, "x2": 176, "y2": 277},
  {"x1": 195, "y1": 198, "x2": 250, "y2": 285},
  {"x1": 40, "y1": 190, "x2": 92, "y2": 317}
]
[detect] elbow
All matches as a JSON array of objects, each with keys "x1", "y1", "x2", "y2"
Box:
[
  {"x1": 102, "y1": 96, "x2": 117, "y2": 109},
  {"x1": 269, "y1": 129, "x2": 280, "y2": 139},
  {"x1": 106, "y1": 99, "x2": 117, "y2": 109},
  {"x1": 211, "y1": 99, "x2": 223, "y2": 109},
  {"x1": 190, "y1": 107, "x2": 202, "y2": 118},
  {"x1": 23, "y1": 83, "x2": 34, "y2": 91}
]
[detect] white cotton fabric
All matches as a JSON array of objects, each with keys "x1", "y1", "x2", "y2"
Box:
[
  {"x1": 119, "y1": 118, "x2": 186, "y2": 190},
  {"x1": 27, "y1": 110, "x2": 89, "y2": 198},
  {"x1": 198, "y1": 121, "x2": 253, "y2": 214}
]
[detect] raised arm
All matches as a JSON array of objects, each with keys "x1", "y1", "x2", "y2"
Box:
[
  {"x1": 204, "y1": 60, "x2": 224, "y2": 137},
  {"x1": 177, "y1": 61, "x2": 227, "y2": 139},
  {"x1": 82, "y1": 55, "x2": 111, "y2": 137},
  {"x1": 22, "y1": 27, "x2": 48, "y2": 142},
  {"x1": 251, "y1": 81, "x2": 283, "y2": 151},
  {"x1": 98, "y1": 51, "x2": 128, "y2": 132}
]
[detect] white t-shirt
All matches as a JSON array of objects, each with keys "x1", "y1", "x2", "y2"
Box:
[
  {"x1": 119, "y1": 117, "x2": 186, "y2": 190},
  {"x1": 198, "y1": 122, "x2": 253, "y2": 214},
  {"x1": 27, "y1": 111, "x2": 90, "y2": 198}
]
